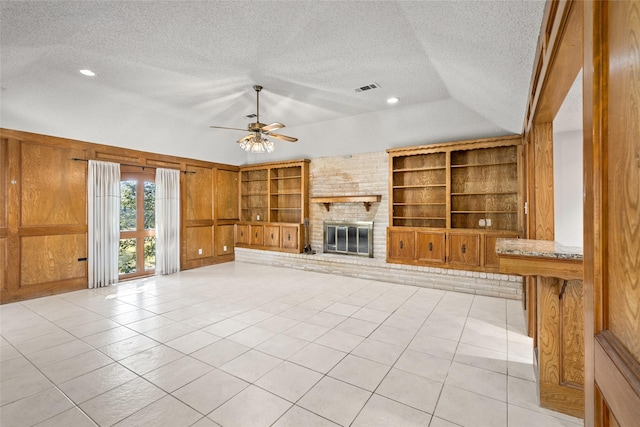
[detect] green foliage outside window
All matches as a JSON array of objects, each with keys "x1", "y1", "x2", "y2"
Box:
[{"x1": 119, "y1": 180, "x2": 156, "y2": 275}]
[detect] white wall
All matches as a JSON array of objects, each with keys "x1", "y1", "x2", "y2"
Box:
[
  {"x1": 552, "y1": 70, "x2": 583, "y2": 248},
  {"x1": 552, "y1": 130, "x2": 583, "y2": 247}
]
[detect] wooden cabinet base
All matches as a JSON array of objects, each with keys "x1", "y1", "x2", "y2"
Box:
[
  {"x1": 235, "y1": 223, "x2": 303, "y2": 253},
  {"x1": 387, "y1": 227, "x2": 518, "y2": 273}
]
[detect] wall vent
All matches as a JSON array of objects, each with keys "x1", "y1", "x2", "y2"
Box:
[{"x1": 355, "y1": 83, "x2": 380, "y2": 93}]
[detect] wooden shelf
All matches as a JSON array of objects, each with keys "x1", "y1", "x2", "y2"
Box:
[
  {"x1": 270, "y1": 175, "x2": 302, "y2": 180},
  {"x1": 393, "y1": 202, "x2": 446, "y2": 206},
  {"x1": 393, "y1": 184, "x2": 446, "y2": 189},
  {"x1": 393, "y1": 166, "x2": 447, "y2": 172},
  {"x1": 311, "y1": 195, "x2": 382, "y2": 212},
  {"x1": 451, "y1": 161, "x2": 517, "y2": 168}
]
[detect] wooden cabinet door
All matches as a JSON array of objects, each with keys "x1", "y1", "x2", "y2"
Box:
[
  {"x1": 250, "y1": 225, "x2": 264, "y2": 246},
  {"x1": 416, "y1": 231, "x2": 446, "y2": 263},
  {"x1": 264, "y1": 225, "x2": 280, "y2": 248},
  {"x1": 235, "y1": 224, "x2": 250, "y2": 245},
  {"x1": 281, "y1": 225, "x2": 299, "y2": 250},
  {"x1": 448, "y1": 232, "x2": 479, "y2": 266},
  {"x1": 585, "y1": 2, "x2": 640, "y2": 425},
  {"x1": 387, "y1": 229, "x2": 415, "y2": 261}
]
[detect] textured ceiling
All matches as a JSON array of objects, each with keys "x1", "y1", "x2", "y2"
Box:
[{"x1": 0, "y1": 1, "x2": 546, "y2": 165}]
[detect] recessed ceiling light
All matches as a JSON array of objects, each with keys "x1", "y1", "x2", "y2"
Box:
[
  {"x1": 387, "y1": 97, "x2": 399, "y2": 104},
  {"x1": 79, "y1": 69, "x2": 96, "y2": 77}
]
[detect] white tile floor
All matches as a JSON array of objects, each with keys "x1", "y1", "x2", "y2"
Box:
[{"x1": 0, "y1": 262, "x2": 584, "y2": 427}]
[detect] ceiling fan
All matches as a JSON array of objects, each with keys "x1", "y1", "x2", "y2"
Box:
[{"x1": 210, "y1": 85, "x2": 298, "y2": 153}]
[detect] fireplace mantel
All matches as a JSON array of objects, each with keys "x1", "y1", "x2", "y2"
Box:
[{"x1": 311, "y1": 195, "x2": 382, "y2": 212}]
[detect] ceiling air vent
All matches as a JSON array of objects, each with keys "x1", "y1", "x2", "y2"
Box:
[{"x1": 355, "y1": 82, "x2": 380, "y2": 93}]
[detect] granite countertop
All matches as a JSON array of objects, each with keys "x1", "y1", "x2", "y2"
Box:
[{"x1": 495, "y1": 238, "x2": 583, "y2": 261}]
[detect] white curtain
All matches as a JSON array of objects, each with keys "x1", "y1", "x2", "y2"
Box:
[
  {"x1": 156, "y1": 168, "x2": 181, "y2": 275},
  {"x1": 88, "y1": 160, "x2": 121, "y2": 288}
]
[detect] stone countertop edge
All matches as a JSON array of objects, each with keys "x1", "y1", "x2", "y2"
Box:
[{"x1": 495, "y1": 238, "x2": 583, "y2": 261}]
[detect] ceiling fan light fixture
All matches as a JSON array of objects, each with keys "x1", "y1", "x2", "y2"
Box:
[{"x1": 238, "y1": 134, "x2": 275, "y2": 153}]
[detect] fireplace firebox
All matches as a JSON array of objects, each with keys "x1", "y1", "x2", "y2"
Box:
[{"x1": 323, "y1": 221, "x2": 373, "y2": 258}]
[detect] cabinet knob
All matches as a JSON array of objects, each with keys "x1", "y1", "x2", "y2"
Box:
[
  {"x1": 461, "y1": 244, "x2": 466, "y2": 254},
  {"x1": 429, "y1": 242, "x2": 433, "y2": 251},
  {"x1": 270, "y1": 233, "x2": 274, "y2": 239},
  {"x1": 400, "y1": 240, "x2": 404, "y2": 249},
  {"x1": 240, "y1": 231, "x2": 243, "y2": 237},
  {"x1": 287, "y1": 234, "x2": 291, "y2": 241},
  {"x1": 255, "y1": 232, "x2": 258, "y2": 238}
]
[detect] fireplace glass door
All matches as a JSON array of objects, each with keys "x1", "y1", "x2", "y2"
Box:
[{"x1": 324, "y1": 221, "x2": 373, "y2": 257}]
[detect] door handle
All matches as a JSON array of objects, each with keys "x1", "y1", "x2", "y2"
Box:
[
  {"x1": 400, "y1": 240, "x2": 404, "y2": 249},
  {"x1": 287, "y1": 234, "x2": 291, "y2": 241},
  {"x1": 240, "y1": 231, "x2": 244, "y2": 237},
  {"x1": 271, "y1": 233, "x2": 274, "y2": 239},
  {"x1": 255, "y1": 232, "x2": 258, "y2": 238},
  {"x1": 429, "y1": 242, "x2": 433, "y2": 251},
  {"x1": 461, "y1": 244, "x2": 466, "y2": 254}
]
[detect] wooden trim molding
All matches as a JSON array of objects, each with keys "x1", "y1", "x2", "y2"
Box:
[
  {"x1": 594, "y1": 331, "x2": 640, "y2": 427},
  {"x1": 498, "y1": 255, "x2": 582, "y2": 281}
]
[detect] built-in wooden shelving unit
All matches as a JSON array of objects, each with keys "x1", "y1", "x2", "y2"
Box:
[
  {"x1": 237, "y1": 159, "x2": 309, "y2": 253},
  {"x1": 386, "y1": 135, "x2": 523, "y2": 272}
]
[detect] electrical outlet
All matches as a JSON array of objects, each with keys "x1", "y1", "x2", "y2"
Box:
[
  {"x1": 223, "y1": 245, "x2": 227, "y2": 252},
  {"x1": 479, "y1": 219, "x2": 486, "y2": 227},
  {"x1": 256, "y1": 215, "x2": 260, "y2": 221},
  {"x1": 198, "y1": 248, "x2": 202, "y2": 255},
  {"x1": 486, "y1": 218, "x2": 492, "y2": 227}
]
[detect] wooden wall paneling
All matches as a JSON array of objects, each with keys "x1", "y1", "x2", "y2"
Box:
[
  {"x1": 606, "y1": 0, "x2": 640, "y2": 367},
  {"x1": 185, "y1": 226, "x2": 213, "y2": 261},
  {"x1": 185, "y1": 165, "x2": 213, "y2": 221},
  {"x1": 0, "y1": 237, "x2": 5, "y2": 291},
  {"x1": 561, "y1": 280, "x2": 585, "y2": 387},
  {"x1": 534, "y1": 1, "x2": 583, "y2": 125},
  {"x1": 533, "y1": 122, "x2": 555, "y2": 241},
  {"x1": 215, "y1": 169, "x2": 239, "y2": 221},
  {"x1": 20, "y1": 142, "x2": 87, "y2": 226},
  {"x1": 0, "y1": 138, "x2": 6, "y2": 291},
  {"x1": 215, "y1": 225, "x2": 235, "y2": 256},
  {"x1": 583, "y1": 2, "x2": 602, "y2": 424},
  {"x1": 537, "y1": 277, "x2": 584, "y2": 418},
  {"x1": 5, "y1": 138, "x2": 20, "y2": 297},
  {"x1": 1, "y1": 138, "x2": 6, "y2": 229},
  {"x1": 584, "y1": 1, "x2": 640, "y2": 425},
  {"x1": 0, "y1": 129, "x2": 238, "y2": 302},
  {"x1": 20, "y1": 234, "x2": 87, "y2": 286},
  {"x1": 594, "y1": 331, "x2": 640, "y2": 427}
]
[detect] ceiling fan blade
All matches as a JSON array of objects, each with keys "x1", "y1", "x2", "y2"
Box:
[
  {"x1": 210, "y1": 125, "x2": 248, "y2": 132},
  {"x1": 261, "y1": 122, "x2": 285, "y2": 132},
  {"x1": 267, "y1": 133, "x2": 298, "y2": 143}
]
